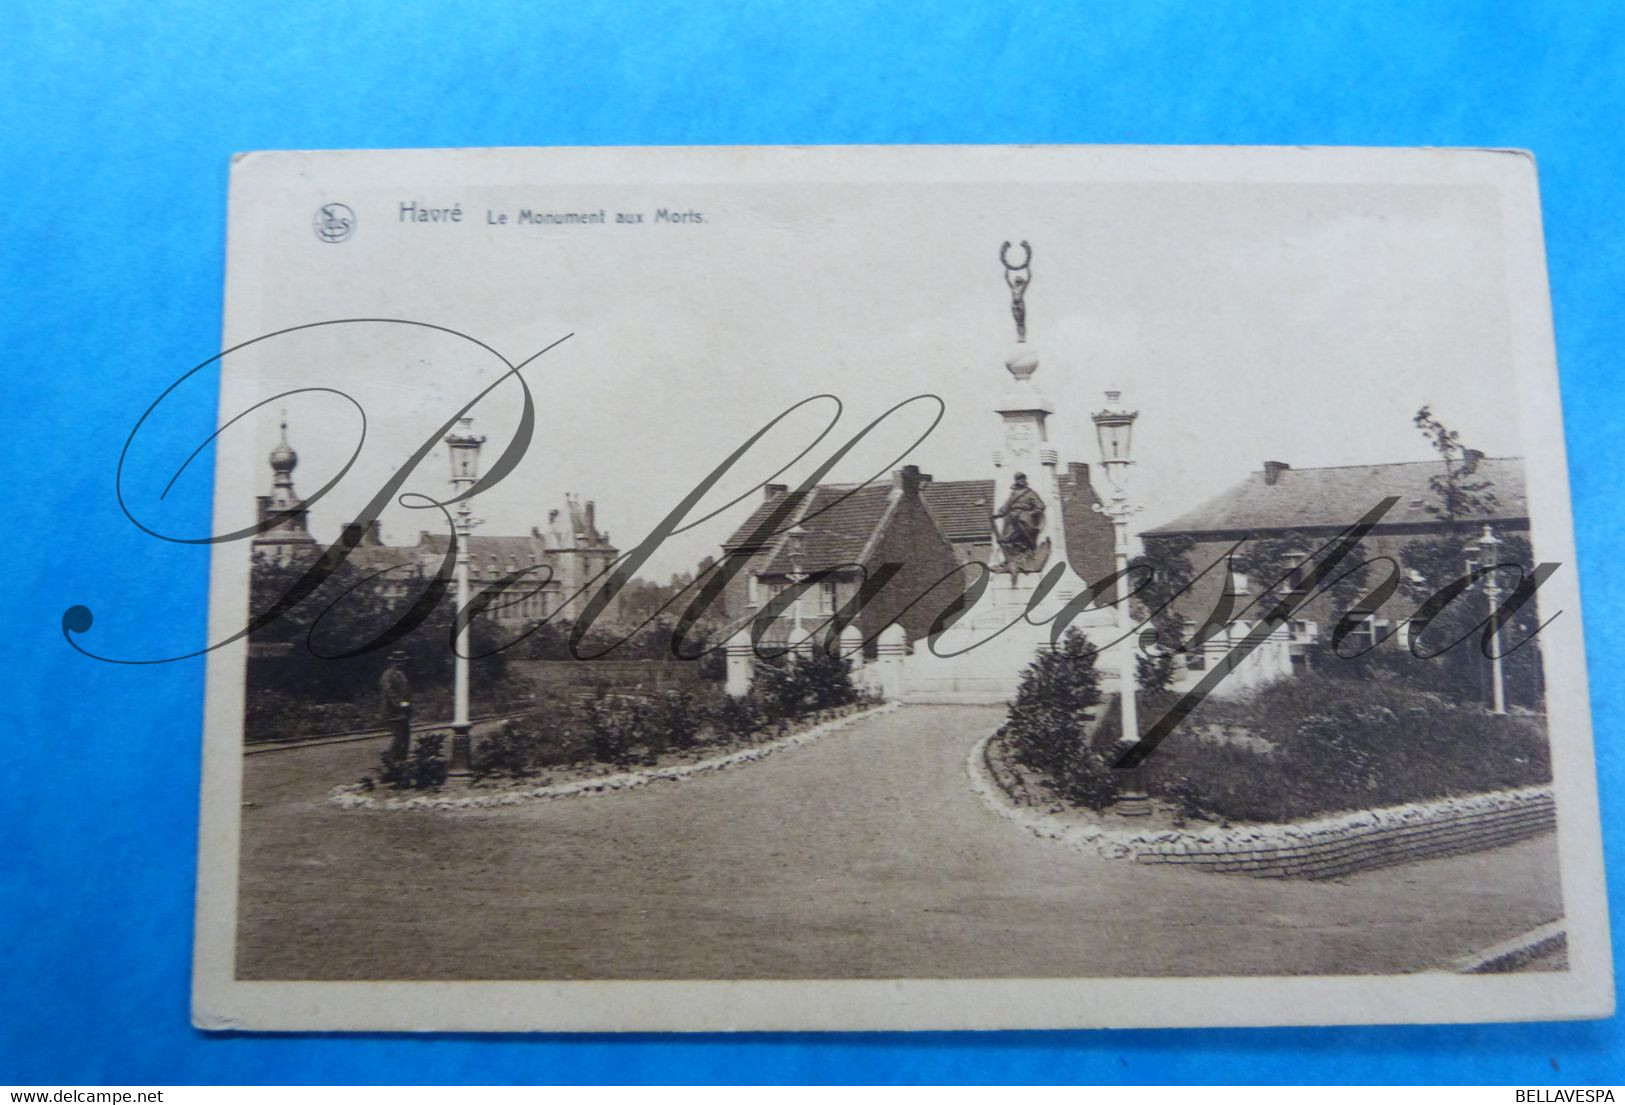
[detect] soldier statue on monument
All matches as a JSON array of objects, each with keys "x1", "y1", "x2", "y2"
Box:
[{"x1": 992, "y1": 471, "x2": 1050, "y2": 574}]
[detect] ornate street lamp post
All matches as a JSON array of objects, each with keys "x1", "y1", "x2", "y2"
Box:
[
  {"x1": 1470, "y1": 523, "x2": 1508, "y2": 716},
  {"x1": 445, "y1": 416, "x2": 486, "y2": 778},
  {"x1": 1091, "y1": 389, "x2": 1151, "y2": 816}
]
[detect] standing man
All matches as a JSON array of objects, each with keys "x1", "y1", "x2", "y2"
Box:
[{"x1": 379, "y1": 650, "x2": 413, "y2": 760}]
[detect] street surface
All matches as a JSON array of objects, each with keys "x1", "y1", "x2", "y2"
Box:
[{"x1": 237, "y1": 705, "x2": 1564, "y2": 979}]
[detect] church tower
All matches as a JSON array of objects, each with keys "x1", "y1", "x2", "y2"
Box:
[{"x1": 253, "y1": 415, "x2": 317, "y2": 565}]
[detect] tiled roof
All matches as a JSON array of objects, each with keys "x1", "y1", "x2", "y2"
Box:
[
  {"x1": 415, "y1": 533, "x2": 552, "y2": 560},
  {"x1": 761, "y1": 484, "x2": 897, "y2": 573},
  {"x1": 724, "y1": 480, "x2": 982, "y2": 575},
  {"x1": 920, "y1": 480, "x2": 995, "y2": 542},
  {"x1": 343, "y1": 545, "x2": 422, "y2": 576},
  {"x1": 1145, "y1": 458, "x2": 1527, "y2": 536},
  {"x1": 726, "y1": 479, "x2": 1013, "y2": 558},
  {"x1": 722, "y1": 489, "x2": 817, "y2": 554},
  {"x1": 413, "y1": 533, "x2": 560, "y2": 578},
  {"x1": 723, "y1": 465, "x2": 1119, "y2": 585}
]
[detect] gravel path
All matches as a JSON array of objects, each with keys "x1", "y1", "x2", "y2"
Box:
[{"x1": 237, "y1": 705, "x2": 1564, "y2": 980}]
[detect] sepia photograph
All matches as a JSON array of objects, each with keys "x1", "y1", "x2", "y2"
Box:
[{"x1": 179, "y1": 144, "x2": 1608, "y2": 1032}]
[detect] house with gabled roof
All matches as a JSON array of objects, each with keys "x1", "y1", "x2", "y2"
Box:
[
  {"x1": 719, "y1": 462, "x2": 1118, "y2": 655},
  {"x1": 1140, "y1": 455, "x2": 1528, "y2": 670},
  {"x1": 719, "y1": 466, "x2": 963, "y2": 652},
  {"x1": 715, "y1": 246, "x2": 1143, "y2": 702}
]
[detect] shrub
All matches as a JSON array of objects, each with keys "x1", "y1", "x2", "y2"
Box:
[
  {"x1": 579, "y1": 694, "x2": 652, "y2": 767},
  {"x1": 698, "y1": 646, "x2": 864, "y2": 750},
  {"x1": 658, "y1": 690, "x2": 703, "y2": 751},
  {"x1": 1136, "y1": 645, "x2": 1178, "y2": 692},
  {"x1": 793, "y1": 650, "x2": 860, "y2": 711},
  {"x1": 376, "y1": 741, "x2": 410, "y2": 789},
  {"x1": 470, "y1": 699, "x2": 584, "y2": 780},
  {"x1": 1000, "y1": 629, "x2": 1118, "y2": 811},
  {"x1": 408, "y1": 732, "x2": 449, "y2": 789},
  {"x1": 712, "y1": 694, "x2": 766, "y2": 739},
  {"x1": 750, "y1": 660, "x2": 802, "y2": 722},
  {"x1": 375, "y1": 731, "x2": 449, "y2": 790},
  {"x1": 1139, "y1": 675, "x2": 1551, "y2": 822},
  {"x1": 1163, "y1": 776, "x2": 1211, "y2": 827},
  {"x1": 749, "y1": 650, "x2": 862, "y2": 719},
  {"x1": 472, "y1": 719, "x2": 537, "y2": 780}
]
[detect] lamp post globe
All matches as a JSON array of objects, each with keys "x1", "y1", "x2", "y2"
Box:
[{"x1": 1091, "y1": 389, "x2": 1137, "y2": 485}]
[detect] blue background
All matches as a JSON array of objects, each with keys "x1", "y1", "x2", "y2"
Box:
[{"x1": 5, "y1": 0, "x2": 1623, "y2": 1085}]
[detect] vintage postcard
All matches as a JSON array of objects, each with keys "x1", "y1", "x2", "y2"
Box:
[{"x1": 184, "y1": 145, "x2": 1609, "y2": 1031}]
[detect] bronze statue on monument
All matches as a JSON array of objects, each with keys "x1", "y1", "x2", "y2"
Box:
[
  {"x1": 1000, "y1": 239, "x2": 1032, "y2": 343},
  {"x1": 993, "y1": 241, "x2": 1052, "y2": 574},
  {"x1": 992, "y1": 471, "x2": 1052, "y2": 574}
]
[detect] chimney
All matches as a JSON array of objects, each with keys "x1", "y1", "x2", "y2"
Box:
[
  {"x1": 585, "y1": 500, "x2": 596, "y2": 536},
  {"x1": 340, "y1": 519, "x2": 383, "y2": 546},
  {"x1": 893, "y1": 465, "x2": 932, "y2": 494},
  {"x1": 764, "y1": 483, "x2": 789, "y2": 501},
  {"x1": 1067, "y1": 461, "x2": 1094, "y2": 497},
  {"x1": 1263, "y1": 460, "x2": 1291, "y2": 486},
  {"x1": 1462, "y1": 449, "x2": 1485, "y2": 475}
]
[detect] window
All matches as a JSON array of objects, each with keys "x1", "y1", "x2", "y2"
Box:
[
  {"x1": 1290, "y1": 619, "x2": 1319, "y2": 644},
  {"x1": 1224, "y1": 560, "x2": 1249, "y2": 597},
  {"x1": 1342, "y1": 615, "x2": 1392, "y2": 653},
  {"x1": 1286, "y1": 559, "x2": 1308, "y2": 590},
  {"x1": 1397, "y1": 619, "x2": 1417, "y2": 651},
  {"x1": 820, "y1": 580, "x2": 837, "y2": 614}
]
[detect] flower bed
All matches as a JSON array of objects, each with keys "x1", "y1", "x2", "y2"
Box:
[
  {"x1": 330, "y1": 701, "x2": 897, "y2": 811},
  {"x1": 973, "y1": 727, "x2": 1555, "y2": 879},
  {"x1": 1093, "y1": 678, "x2": 1551, "y2": 824}
]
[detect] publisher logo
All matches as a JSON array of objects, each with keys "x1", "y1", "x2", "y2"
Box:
[{"x1": 314, "y1": 203, "x2": 356, "y2": 244}]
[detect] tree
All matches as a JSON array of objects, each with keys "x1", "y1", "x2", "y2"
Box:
[
  {"x1": 1131, "y1": 534, "x2": 1195, "y2": 653},
  {"x1": 1000, "y1": 629, "x2": 1117, "y2": 810},
  {"x1": 1136, "y1": 646, "x2": 1177, "y2": 692},
  {"x1": 1391, "y1": 409, "x2": 1543, "y2": 708},
  {"x1": 246, "y1": 546, "x2": 511, "y2": 724},
  {"x1": 247, "y1": 550, "x2": 410, "y2": 705},
  {"x1": 1229, "y1": 534, "x2": 1376, "y2": 669},
  {"x1": 1394, "y1": 531, "x2": 1545, "y2": 708},
  {"x1": 1414, "y1": 405, "x2": 1498, "y2": 525}
]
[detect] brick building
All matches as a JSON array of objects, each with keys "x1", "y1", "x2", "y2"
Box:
[
  {"x1": 718, "y1": 461, "x2": 1118, "y2": 652},
  {"x1": 1140, "y1": 456, "x2": 1528, "y2": 670}
]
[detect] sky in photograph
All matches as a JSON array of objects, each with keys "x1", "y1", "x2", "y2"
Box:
[{"x1": 181, "y1": 162, "x2": 1527, "y2": 583}]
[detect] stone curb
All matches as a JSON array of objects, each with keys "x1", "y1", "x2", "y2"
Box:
[
  {"x1": 1448, "y1": 920, "x2": 1568, "y2": 973},
  {"x1": 967, "y1": 727, "x2": 1556, "y2": 871},
  {"x1": 328, "y1": 701, "x2": 901, "y2": 811}
]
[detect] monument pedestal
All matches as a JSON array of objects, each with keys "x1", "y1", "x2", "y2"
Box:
[{"x1": 898, "y1": 568, "x2": 1119, "y2": 704}]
